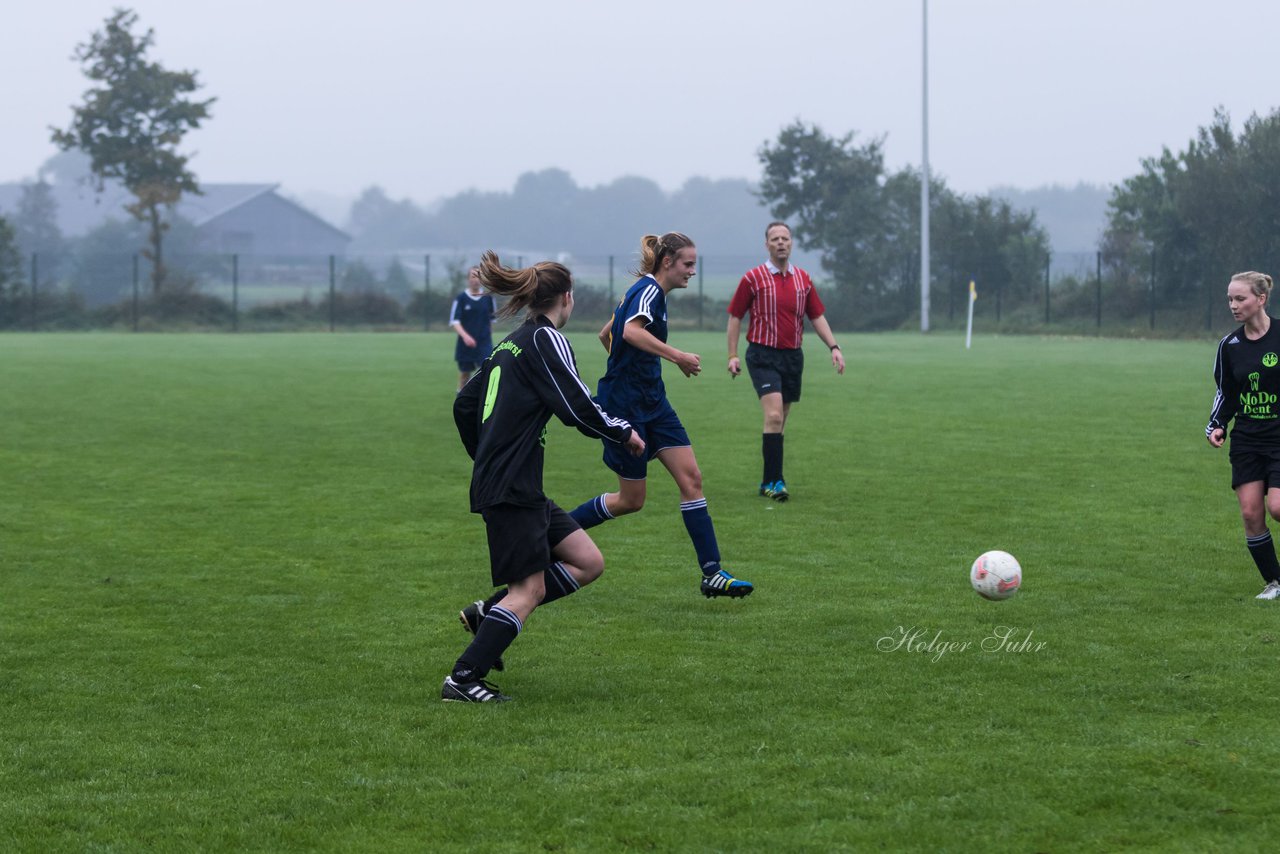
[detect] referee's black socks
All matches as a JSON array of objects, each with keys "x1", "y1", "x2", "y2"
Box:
[{"x1": 762, "y1": 432, "x2": 784, "y2": 484}]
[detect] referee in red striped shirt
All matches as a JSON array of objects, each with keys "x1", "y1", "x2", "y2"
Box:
[{"x1": 727, "y1": 222, "x2": 845, "y2": 501}]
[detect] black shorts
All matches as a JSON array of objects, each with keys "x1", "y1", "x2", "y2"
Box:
[
  {"x1": 1229, "y1": 446, "x2": 1280, "y2": 491},
  {"x1": 457, "y1": 360, "x2": 483, "y2": 373},
  {"x1": 745, "y1": 343, "x2": 804, "y2": 403},
  {"x1": 480, "y1": 500, "x2": 580, "y2": 586}
]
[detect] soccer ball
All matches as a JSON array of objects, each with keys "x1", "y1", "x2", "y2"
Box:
[{"x1": 970, "y1": 550, "x2": 1022, "y2": 600}]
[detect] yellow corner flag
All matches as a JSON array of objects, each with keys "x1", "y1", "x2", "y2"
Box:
[{"x1": 965, "y1": 280, "x2": 977, "y2": 349}]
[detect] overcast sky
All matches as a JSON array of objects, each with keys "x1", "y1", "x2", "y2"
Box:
[{"x1": 5, "y1": 0, "x2": 1279, "y2": 217}]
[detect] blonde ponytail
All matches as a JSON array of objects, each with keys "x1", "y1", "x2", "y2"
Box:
[{"x1": 632, "y1": 232, "x2": 694, "y2": 277}]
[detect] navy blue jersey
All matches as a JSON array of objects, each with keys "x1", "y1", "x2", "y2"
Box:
[
  {"x1": 596, "y1": 275, "x2": 669, "y2": 420},
  {"x1": 454, "y1": 315, "x2": 633, "y2": 511},
  {"x1": 1208, "y1": 319, "x2": 1280, "y2": 451},
  {"x1": 450, "y1": 291, "x2": 496, "y2": 362}
]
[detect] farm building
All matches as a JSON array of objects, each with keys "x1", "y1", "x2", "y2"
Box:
[{"x1": 0, "y1": 179, "x2": 350, "y2": 257}]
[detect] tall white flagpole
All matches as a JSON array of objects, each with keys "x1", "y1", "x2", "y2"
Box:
[{"x1": 920, "y1": 0, "x2": 931, "y2": 333}]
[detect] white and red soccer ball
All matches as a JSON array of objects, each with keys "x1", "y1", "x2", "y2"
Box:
[{"x1": 970, "y1": 550, "x2": 1022, "y2": 601}]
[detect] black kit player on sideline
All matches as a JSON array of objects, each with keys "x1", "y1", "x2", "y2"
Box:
[
  {"x1": 1207, "y1": 270, "x2": 1280, "y2": 600},
  {"x1": 449, "y1": 266, "x2": 496, "y2": 392},
  {"x1": 444, "y1": 251, "x2": 644, "y2": 703}
]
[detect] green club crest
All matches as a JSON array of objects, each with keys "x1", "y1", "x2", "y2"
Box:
[{"x1": 1265, "y1": 353, "x2": 1278, "y2": 368}]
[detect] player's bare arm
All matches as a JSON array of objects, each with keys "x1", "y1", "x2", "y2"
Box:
[
  {"x1": 622, "y1": 317, "x2": 701, "y2": 377},
  {"x1": 811, "y1": 314, "x2": 845, "y2": 375},
  {"x1": 726, "y1": 315, "x2": 742, "y2": 377}
]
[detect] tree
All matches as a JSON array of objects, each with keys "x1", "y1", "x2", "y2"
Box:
[
  {"x1": 340, "y1": 259, "x2": 378, "y2": 292},
  {"x1": 757, "y1": 121, "x2": 886, "y2": 288},
  {"x1": 383, "y1": 257, "x2": 412, "y2": 298},
  {"x1": 51, "y1": 8, "x2": 214, "y2": 294},
  {"x1": 0, "y1": 217, "x2": 26, "y2": 328},
  {"x1": 443, "y1": 256, "x2": 471, "y2": 294},
  {"x1": 70, "y1": 217, "x2": 147, "y2": 306},
  {"x1": 668, "y1": 177, "x2": 774, "y2": 255},
  {"x1": 757, "y1": 121, "x2": 1049, "y2": 328},
  {"x1": 346, "y1": 186, "x2": 432, "y2": 252},
  {"x1": 13, "y1": 180, "x2": 65, "y2": 265},
  {"x1": 1104, "y1": 108, "x2": 1280, "y2": 307}
]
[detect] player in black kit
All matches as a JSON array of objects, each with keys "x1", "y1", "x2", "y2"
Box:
[
  {"x1": 443, "y1": 251, "x2": 645, "y2": 702},
  {"x1": 1207, "y1": 271, "x2": 1280, "y2": 600}
]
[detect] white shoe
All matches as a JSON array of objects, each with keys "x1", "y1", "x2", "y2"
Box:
[{"x1": 1256, "y1": 581, "x2": 1280, "y2": 600}]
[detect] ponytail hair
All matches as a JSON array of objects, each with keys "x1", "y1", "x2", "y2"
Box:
[
  {"x1": 633, "y1": 232, "x2": 695, "y2": 277},
  {"x1": 1232, "y1": 270, "x2": 1274, "y2": 302},
  {"x1": 478, "y1": 250, "x2": 573, "y2": 319}
]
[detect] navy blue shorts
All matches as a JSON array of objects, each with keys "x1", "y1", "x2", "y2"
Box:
[
  {"x1": 479, "y1": 500, "x2": 580, "y2": 586},
  {"x1": 601, "y1": 400, "x2": 691, "y2": 480},
  {"x1": 455, "y1": 340, "x2": 491, "y2": 373},
  {"x1": 745, "y1": 342, "x2": 804, "y2": 403}
]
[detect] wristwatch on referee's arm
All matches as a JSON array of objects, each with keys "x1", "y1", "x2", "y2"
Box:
[{"x1": 829, "y1": 343, "x2": 840, "y2": 351}]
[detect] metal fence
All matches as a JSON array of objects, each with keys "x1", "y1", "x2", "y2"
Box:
[{"x1": 0, "y1": 249, "x2": 1235, "y2": 336}]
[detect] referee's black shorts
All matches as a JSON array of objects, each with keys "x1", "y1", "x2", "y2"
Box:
[
  {"x1": 480, "y1": 500, "x2": 580, "y2": 586},
  {"x1": 745, "y1": 342, "x2": 805, "y2": 403}
]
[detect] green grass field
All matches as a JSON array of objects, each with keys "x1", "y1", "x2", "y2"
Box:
[{"x1": 3, "y1": 329, "x2": 1277, "y2": 852}]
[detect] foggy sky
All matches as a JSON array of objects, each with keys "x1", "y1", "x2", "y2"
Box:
[{"x1": 5, "y1": 0, "x2": 1278, "y2": 216}]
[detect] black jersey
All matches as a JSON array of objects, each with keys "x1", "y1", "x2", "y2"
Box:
[
  {"x1": 454, "y1": 315, "x2": 633, "y2": 511},
  {"x1": 1207, "y1": 320, "x2": 1280, "y2": 451}
]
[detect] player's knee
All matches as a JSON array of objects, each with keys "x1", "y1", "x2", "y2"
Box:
[
  {"x1": 579, "y1": 554, "x2": 605, "y2": 584},
  {"x1": 681, "y1": 469, "x2": 703, "y2": 497},
  {"x1": 1266, "y1": 499, "x2": 1280, "y2": 524},
  {"x1": 507, "y1": 577, "x2": 545, "y2": 611},
  {"x1": 763, "y1": 412, "x2": 785, "y2": 432},
  {"x1": 612, "y1": 494, "x2": 645, "y2": 515}
]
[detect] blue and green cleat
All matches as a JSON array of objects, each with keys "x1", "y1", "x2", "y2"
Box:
[
  {"x1": 701, "y1": 568, "x2": 755, "y2": 599},
  {"x1": 762, "y1": 480, "x2": 790, "y2": 502}
]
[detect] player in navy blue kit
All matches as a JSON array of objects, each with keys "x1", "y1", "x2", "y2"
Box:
[
  {"x1": 569, "y1": 232, "x2": 754, "y2": 599},
  {"x1": 449, "y1": 266, "x2": 496, "y2": 391},
  {"x1": 444, "y1": 251, "x2": 645, "y2": 702},
  {"x1": 1207, "y1": 271, "x2": 1280, "y2": 600}
]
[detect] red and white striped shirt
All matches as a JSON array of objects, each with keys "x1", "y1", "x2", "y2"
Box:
[{"x1": 727, "y1": 261, "x2": 826, "y2": 350}]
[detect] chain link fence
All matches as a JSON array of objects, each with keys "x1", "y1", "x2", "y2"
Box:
[{"x1": 0, "y1": 249, "x2": 1237, "y2": 336}]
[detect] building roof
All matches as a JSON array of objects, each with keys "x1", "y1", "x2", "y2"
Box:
[
  {"x1": 173, "y1": 183, "x2": 278, "y2": 227},
  {"x1": 0, "y1": 179, "x2": 349, "y2": 241}
]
